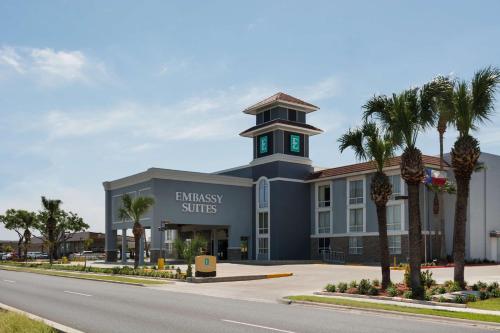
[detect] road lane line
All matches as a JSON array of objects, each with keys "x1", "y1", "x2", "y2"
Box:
[
  {"x1": 63, "y1": 290, "x2": 92, "y2": 297},
  {"x1": 3, "y1": 279, "x2": 16, "y2": 283},
  {"x1": 222, "y1": 319, "x2": 297, "y2": 333}
]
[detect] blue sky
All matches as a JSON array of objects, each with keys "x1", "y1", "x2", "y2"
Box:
[{"x1": 1, "y1": 1, "x2": 500, "y2": 239}]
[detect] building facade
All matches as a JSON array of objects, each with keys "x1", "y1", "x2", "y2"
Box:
[{"x1": 103, "y1": 93, "x2": 500, "y2": 264}]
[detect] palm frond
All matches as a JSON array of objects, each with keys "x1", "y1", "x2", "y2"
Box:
[
  {"x1": 338, "y1": 128, "x2": 366, "y2": 160},
  {"x1": 471, "y1": 66, "x2": 500, "y2": 126}
]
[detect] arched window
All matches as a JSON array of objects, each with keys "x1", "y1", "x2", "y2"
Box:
[{"x1": 258, "y1": 178, "x2": 269, "y2": 209}]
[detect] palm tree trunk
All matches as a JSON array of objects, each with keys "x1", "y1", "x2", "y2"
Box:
[
  {"x1": 453, "y1": 177, "x2": 469, "y2": 288},
  {"x1": 132, "y1": 222, "x2": 143, "y2": 269},
  {"x1": 438, "y1": 131, "x2": 447, "y2": 261},
  {"x1": 407, "y1": 183, "x2": 423, "y2": 298},
  {"x1": 376, "y1": 204, "x2": 391, "y2": 289}
]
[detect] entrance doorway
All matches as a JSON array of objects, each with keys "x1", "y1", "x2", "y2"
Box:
[{"x1": 217, "y1": 239, "x2": 228, "y2": 260}]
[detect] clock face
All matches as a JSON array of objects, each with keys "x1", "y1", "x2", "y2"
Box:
[
  {"x1": 259, "y1": 135, "x2": 268, "y2": 154},
  {"x1": 290, "y1": 134, "x2": 300, "y2": 153}
]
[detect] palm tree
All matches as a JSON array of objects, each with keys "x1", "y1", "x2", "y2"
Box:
[
  {"x1": 339, "y1": 122, "x2": 395, "y2": 289},
  {"x1": 41, "y1": 197, "x2": 62, "y2": 264},
  {"x1": 431, "y1": 76, "x2": 455, "y2": 261},
  {"x1": 174, "y1": 236, "x2": 207, "y2": 278},
  {"x1": 118, "y1": 194, "x2": 155, "y2": 269},
  {"x1": 449, "y1": 66, "x2": 500, "y2": 287},
  {"x1": 363, "y1": 82, "x2": 446, "y2": 298}
]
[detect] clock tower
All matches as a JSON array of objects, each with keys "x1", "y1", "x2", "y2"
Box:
[{"x1": 239, "y1": 92, "x2": 323, "y2": 164}]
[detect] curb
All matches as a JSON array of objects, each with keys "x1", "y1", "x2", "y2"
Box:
[
  {"x1": 282, "y1": 298, "x2": 500, "y2": 330},
  {"x1": 313, "y1": 291, "x2": 467, "y2": 308},
  {"x1": 0, "y1": 266, "x2": 164, "y2": 287},
  {"x1": 0, "y1": 302, "x2": 85, "y2": 333},
  {"x1": 187, "y1": 273, "x2": 293, "y2": 283}
]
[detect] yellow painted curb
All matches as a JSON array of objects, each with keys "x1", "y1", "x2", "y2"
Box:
[{"x1": 265, "y1": 273, "x2": 293, "y2": 279}]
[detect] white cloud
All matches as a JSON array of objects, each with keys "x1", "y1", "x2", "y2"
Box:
[
  {"x1": 0, "y1": 45, "x2": 109, "y2": 86},
  {"x1": 296, "y1": 76, "x2": 341, "y2": 102},
  {"x1": 0, "y1": 46, "x2": 25, "y2": 74}
]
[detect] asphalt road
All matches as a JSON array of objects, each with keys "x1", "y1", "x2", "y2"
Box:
[{"x1": 0, "y1": 270, "x2": 495, "y2": 333}]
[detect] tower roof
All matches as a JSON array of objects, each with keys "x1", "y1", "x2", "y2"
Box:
[{"x1": 243, "y1": 92, "x2": 319, "y2": 115}]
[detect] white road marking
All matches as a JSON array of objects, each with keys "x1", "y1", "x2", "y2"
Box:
[
  {"x1": 222, "y1": 319, "x2": 297, "y2": 333},
  {"x1": 63, "y1": 290, "x2": 92, "y2": 297},
  {"x1": 3, "y1": 279, "x2": 16, "y2": 283}
]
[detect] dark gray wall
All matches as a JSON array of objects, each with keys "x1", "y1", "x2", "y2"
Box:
[{"x1": 270, "y1": 181, "x2": 311, "y2": 260}]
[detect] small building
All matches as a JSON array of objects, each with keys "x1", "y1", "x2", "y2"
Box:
[{"x1": 103, "y1": 92, "x2": 500, "y2": 264}]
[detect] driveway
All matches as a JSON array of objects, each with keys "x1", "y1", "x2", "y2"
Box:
[{"x1": 149, "y1": 263, "x2": 500, "y2": 302}]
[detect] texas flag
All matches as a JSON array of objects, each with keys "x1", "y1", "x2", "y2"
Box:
[{"x1": 424, "y1": 168, "x2": 447, "y2": 186}]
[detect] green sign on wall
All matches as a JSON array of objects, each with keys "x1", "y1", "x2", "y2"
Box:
[
  {"x1": 290, "y1": 134, "x2": 300, "y2": 153},
  {"x1": 259, "y1": 135, "x2": 268, "y2": 154}
]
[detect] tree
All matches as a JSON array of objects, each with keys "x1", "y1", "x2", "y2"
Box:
[
  {"x1": 0, "y1": 209, "x2": 37, "y2": 259},
  {"x1": 430, "y1": 76, "x2": 455, "y2": 260},
  {"x1": 363, "y1": 81, "x2": 446, "y2": 298},
  {"x1": 2, "y1": 244, "x2": 13, "y2": 253},
  {"x1": 84, "y1": 238, "x2": 94, "y2": 251},
  {"x1": 339, "y1": 122, "x2": 395, "y2": 289},
  {"x1": 37, "y1": 197, "x2": 88, "y2": 262},
  {"x1": 40, "y1": 197, "x2": 62, "y2": 264},
  {"x1": 174, "y1": 236, "x2": 207, "y2": 277},
  {"x1": 118, "y1": 194, "x2": 155, "y2": 269},
  {"x1": 448, "y1": 66, "x2": 500, "y2": 287}
]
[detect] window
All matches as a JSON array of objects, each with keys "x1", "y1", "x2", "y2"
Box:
[
  {"x1": 349, "y1": 180, "x2": 364, "y2": 204},
  {"x1": 349, "y1": 237, "x2": 363, "y2": 254},
  {"x1": 388, "y1": 235, "x2": 401, "y2": 255},
  {"x1": 387, "y1": 205, "x2": 402, "y2": 231},
  {"x1": 258, "y1": 238, "x2": 269, "y2": 255},
  {"x1": 318, "y1": 237, "x2": 330, "y2": 254},
  {"x1": 258, "y1": 212, "x2": 269, "y2": 234},
  {"x1": 263, "y1": 110, "x2": 271, "y2": 122},
  {"x1": 288, "y1": 109, "x2": 297, "y2": 122},
  {"x1": 318, "y1": 185, "x2": 331, "y2": 207},
  {"x1": 318, "y1": 211, "x2": 331, "y2": 234},
  {"x1": 258, "y1": 178, "x2": 269, "y2": 209},
  {"x1": 349, "y1": 208, "x2": 363, "y2": 232},
  {"x1": 388, "y1": 175, "x2": 402, "y2": 200}
]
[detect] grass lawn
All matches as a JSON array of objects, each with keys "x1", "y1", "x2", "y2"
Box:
[
  {"x1": 0, "y1": 311, "x2": 55, "y2": 333},
  {"x1": 0, "y1": 265, "x2": 166, "y2": 285},
  {"x1": 468, "y1": 298, "x2": 500, "y2": 311},
  {"x1": 287, "y1": 295, "x2": 500, "y2": 324}
]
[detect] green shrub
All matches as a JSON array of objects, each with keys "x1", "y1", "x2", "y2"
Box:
[
  {"x1": 420, "y1": 270, "x2": 435, "y2": 288},
  {"x1": 487, "y1": 282, "x2": 499, "y2": 292},
  {"x1": 325, "y1": 284, "x2": 336, "y2": 292},
  {"x1": 367, "y1": 286, "x2": 378, "y2": 296},
  {"x1": 466, "y1": 294, "x2": 477, "y2": 303},
  {"x1": 438, "y1": 295, "x2": 447, "y2": 303},
  {"x1": 403, "y1": 290, "x2": 413, "y2": 299},
  {"x1": 491, "y1": 289, "x2": 500, "y2": 298},
  {"x1": 454, "y1": 295, "x2": 464, "y2": 304},
  {"x1": 372, "y1": 279, "x2": 380, "y2": 287},
  {"x1": 479, "y1": 291, "x2": 490, "y2": 300},
  {"x1": 472, "y1": 281, "x2": 488, "y2": 291},
  {"x1": 445, "y1": 281, "x2": 462, "y2": 293},
  {"x1": 337, "y1": 282, "x2": 348, "y2": 293},
  {"x1": 386, "y1": 286, "x2": 398, "y2": 297},
  {"x1": 424, "y1": 289, "x2": 433, "y2": 301},
  {"x1": 358, "y1": 279, "x2": 372, "y2": 295},
  {"x1": 349, "y1": 280, "x2": 358, "y2": 288}
]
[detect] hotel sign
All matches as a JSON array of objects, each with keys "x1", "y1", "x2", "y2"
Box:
[{"x1": 175, "y1": 192, "x2": 223, "y2": 214}]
